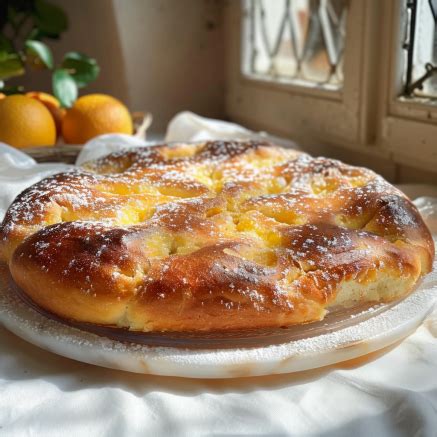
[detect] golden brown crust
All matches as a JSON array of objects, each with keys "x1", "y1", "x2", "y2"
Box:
[{"x1": 1, "y1": 141, "x2": 434, "y2": 331}]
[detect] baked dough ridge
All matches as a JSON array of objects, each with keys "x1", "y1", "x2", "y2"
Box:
[{"x1": 0, "y1": 141, "x2": 434, "y2": 331}]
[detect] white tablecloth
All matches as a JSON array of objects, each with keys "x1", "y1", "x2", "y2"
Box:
[{"x1": 1, "y1": 113, "x2": 437, "y2": 436}]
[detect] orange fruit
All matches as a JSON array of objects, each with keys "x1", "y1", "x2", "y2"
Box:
[
  {"x1": 26, "y1": 92, "x2": 66, "y2": 137},
  {"x1": 26, "y1": 91, "x2": 60, "y2": 109},
  {"x1": 0, "y1": 94, "x2": 56, "y2": 148},
  {"x1": 62, "y1": 94, "x2": 133, "y2": 144},
  {"x1": 0, "y1": 93, "x2": 6, "y2": 100}
]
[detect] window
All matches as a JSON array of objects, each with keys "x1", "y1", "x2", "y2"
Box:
[
  {"x1": 381, "y1": 0, "x2": 437, "y2": 172},
  {"x1": 224, "y1": 0, "x2": 437, "y2": 180},
  {"x1": 242, "y1": 0, "x2": 348, "y2": 90},
  {"x1": 403, "y1": 0, "x2": 437, "y2": 99},
  {"x1": 226, "y1": 1, "x2": 377, "y2": 156}
]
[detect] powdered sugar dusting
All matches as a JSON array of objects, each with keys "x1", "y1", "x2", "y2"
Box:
[{"x1": 0, "y1": 141, "x2": 433, "y2": 326}]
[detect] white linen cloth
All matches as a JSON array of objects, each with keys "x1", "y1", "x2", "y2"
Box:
[{"x1": 0, "y1": 113, "x2": 437, "y2": 436}]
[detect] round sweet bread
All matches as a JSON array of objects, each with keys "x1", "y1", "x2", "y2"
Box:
[{"x1": 0, "y1": 141, "x2": 434, "y2": 331}]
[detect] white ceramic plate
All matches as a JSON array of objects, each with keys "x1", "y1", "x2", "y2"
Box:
[
  {"x1": 1, "y1": 198, "x2": 436, "y2": 379},
  {"x1": 1, "y1": 261, "x2": 436, "y2": 378}
]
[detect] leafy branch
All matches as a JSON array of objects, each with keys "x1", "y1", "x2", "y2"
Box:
[{"x1": 0, "y1": 0, "x2": 100, "y2": 107}]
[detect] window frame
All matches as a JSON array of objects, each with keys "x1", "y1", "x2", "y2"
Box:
[
  {"x1": 224, "y1": 0, "x2": 437, "y2": 176},
  {"x1": 380, "y1": 0, "x2": 437, "y2": 172},
  {"x1": 225, "y1": 0, "x2": 382, "y2": 150}
]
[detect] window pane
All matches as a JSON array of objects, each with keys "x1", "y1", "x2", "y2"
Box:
[
  {"x1": 403, "y1": 0, "x2": 437, "y2": 98},
  {"x1": 242, "y1": 0, "x2": 348, "y2": 89}
]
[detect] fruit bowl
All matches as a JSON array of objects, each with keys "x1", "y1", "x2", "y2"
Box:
[{"x1": 22, "y1": 111, "x2": 152, "y2": 164}]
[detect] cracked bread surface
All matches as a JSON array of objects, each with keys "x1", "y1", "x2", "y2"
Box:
[{"x1": 0, "y1": 140, "x2": 434, "y2": 331}]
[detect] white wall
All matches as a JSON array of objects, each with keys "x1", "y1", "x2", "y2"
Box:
[
  {"x1": 16, "y1": 0, "x2": 225, "y2": 133},
  {"x1": 113, "y1": 0, "x2": 225, "y2": 132}
]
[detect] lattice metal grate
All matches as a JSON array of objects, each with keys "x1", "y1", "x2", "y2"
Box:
[
  {"x1": 242, "y1": 0, "x2": 348, "y2": 89},
  {"x1": 403, "y1": 0, "x2": 437, "y2": 98}
]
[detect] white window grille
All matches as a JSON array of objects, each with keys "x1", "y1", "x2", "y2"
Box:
[{"x1": 242, "y1": 0, "x2": 348, "y2": 89}]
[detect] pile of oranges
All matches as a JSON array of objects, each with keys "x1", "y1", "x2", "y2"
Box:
[{"x1": 0, "y1": 93, "x2": 133, "y2": 148}]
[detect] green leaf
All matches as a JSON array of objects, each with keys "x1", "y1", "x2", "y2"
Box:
[
  {"x1": 35, "y1": 0, "x2": 68, "y2": 36},
  {"x1": 27, "y1": 27, "x2": 61, "y2": 41},
  {"x1": 61, "y1": 51, "x2": 100, "y2": 88},
  {"x1": 52, "y1": 68, "x2": 77, "y2": 108},
  {"x1": 27, "y1": 27, "x2": 41, "y2": 40},
  {"x1": 0, "y1": 51, "x2": 25, "y2": 80},
  {"x1": 0, "y1": 35, "x2": 12, "y2": 52},
  {"x1": 1, "y1": 84, "x2": 25, "y2": 95},
  {"x1": 25, "y1": 39, "x2": 53, "y2": 69}
]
